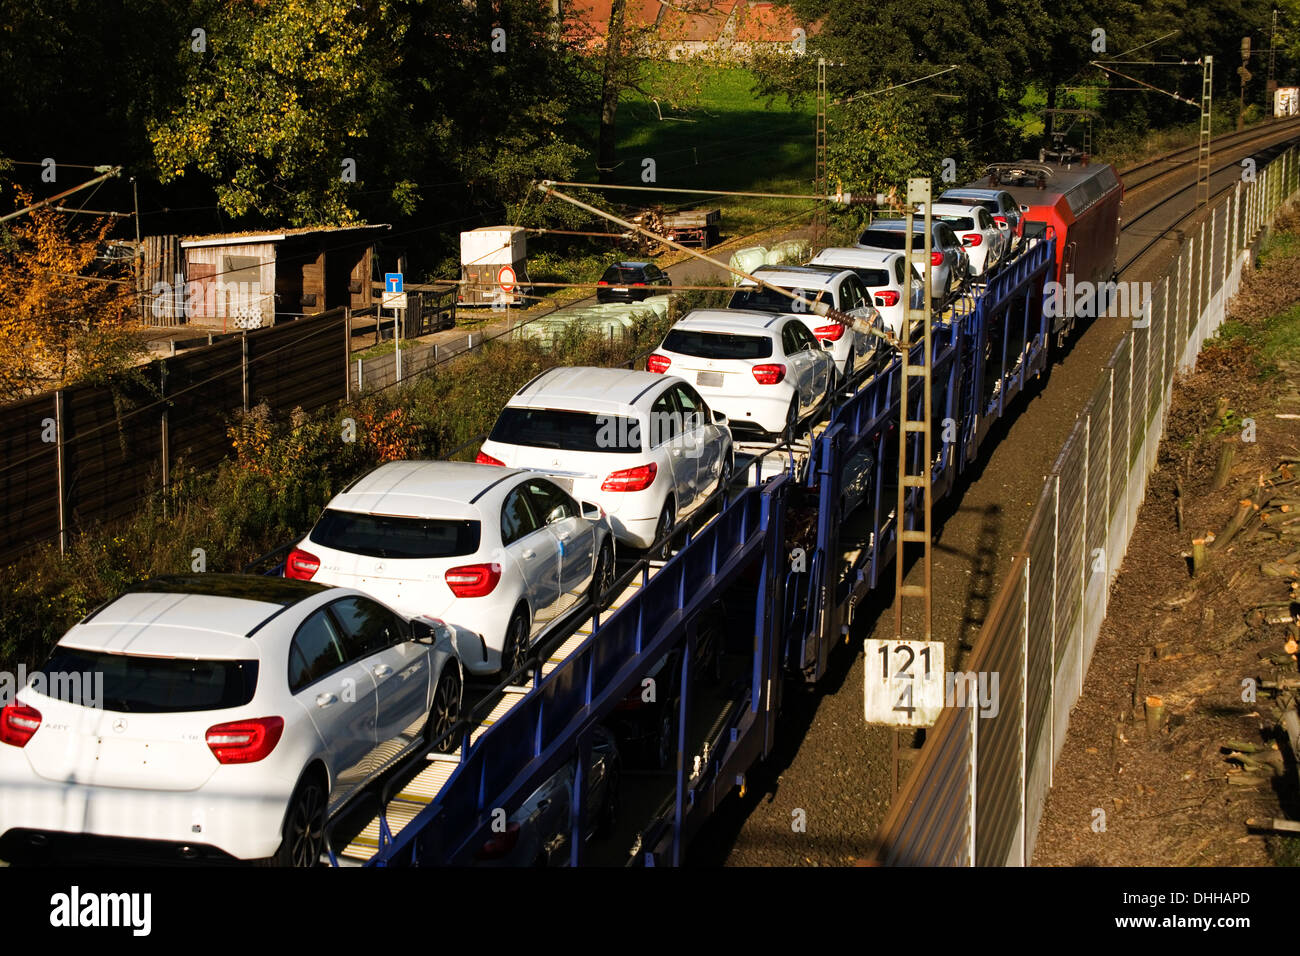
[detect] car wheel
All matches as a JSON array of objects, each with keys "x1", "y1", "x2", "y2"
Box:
[
  {"x1": 654, "y1": 697, "x2": 680, "y2": 770},
  {"x1": 653, "y1": 500, "x2": 676, "y2": 561},
  {"x1": 501, "y1": 609, "x2": 530, "y2": 678},
  {"x1": 268, "y1": 773, "x2": 327, "y2": 868},
  {"x1": 425, "y1": 666, "x2": 462, "y2": 754},
  {"x1": 714, "y1": 449, "x2": 734, "y2": 503},
  {"x1": 781, "y1": 397, "x2": 800, "y2": 444},
  {"x1": 589, "y1": 538, "x2": 615, "y2": 606}
]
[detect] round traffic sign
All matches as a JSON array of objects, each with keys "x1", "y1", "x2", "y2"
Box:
[{"x1": 499, "y1": 265, "x2": 516, "y2": 293}]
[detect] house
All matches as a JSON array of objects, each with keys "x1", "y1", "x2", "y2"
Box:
[{"x1": 142, "y1": 224, "x2": 390, "y2": 328}]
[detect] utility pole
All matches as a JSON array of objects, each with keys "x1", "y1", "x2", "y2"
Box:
[
  {"x1": 890, "y1": 177, "x2": 935, "y2": 794},
  {"x1": 1199, "y1": 56, "x2": 1214, "y2": 207},
  {"x1": 1268, "y1": 9, "x2": 1279, "y2": 115},
  {"x1": 815, "y1": 57, "x2": 829, "y2": 233},
  {"x1": 1239, "y1": 37, "x2": 1252, "y2": 130}
]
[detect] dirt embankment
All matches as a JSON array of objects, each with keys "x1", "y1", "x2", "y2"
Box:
[{"x1": 1034, "y1": 209, "x2": 1300, "y2": 866}]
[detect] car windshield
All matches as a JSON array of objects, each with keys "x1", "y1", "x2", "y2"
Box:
[
  {"x1": 309, "y1": 510, "x2": 481, "y2": 559},
  {"x1": 601, "y1": 267, "x2": 644, "y2": 284},
  {"x1": 727, "y1": 286, "x2": 823, "y2": 312},
  {"x1": 35, "y1": 648, "x2": 259, "y2": 713},
  {"x1": 662, "y1": 328, "x2": 774, "y2": 360},
  {"x1": 489, "y1": 407, "x2": 641, "y2": 453},
  {"x1": 935, "y1": 215, "x2": 975, "y2": 230}
]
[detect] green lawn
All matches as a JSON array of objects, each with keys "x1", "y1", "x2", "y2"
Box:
[{"x1": 573, "y1": 64, "x2": 818, "y2": 242}]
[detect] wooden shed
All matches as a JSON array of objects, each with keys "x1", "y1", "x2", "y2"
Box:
[{"x1": 178, "y1": 224, "x2": 390, "y2": 328}]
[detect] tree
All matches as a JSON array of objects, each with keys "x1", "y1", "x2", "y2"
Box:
[
  {"x1": 0, "y1": 189, "x2": 140, "y2": 400},
  {"x1": 150, "y1": 0, "x2": 417, "y2": 226}
]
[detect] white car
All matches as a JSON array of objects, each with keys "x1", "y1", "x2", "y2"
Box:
[
  {"x1": 287, "y1": 461, "x2": 615, "y2": 678},
  {"x1": 727, "y1": 264, "x2": 882, "y2": 382},
  {"x1": 0, "y1": 574, "x2": 463, "y2": 866},
  {"x1": 477, "y1": 367, "x2": 733, "y2": 553},
  {"x1": 807, "y1": 247, "x2": 925, "y2": 337},
  {"x1": 924, "y1": 202, "x2": 1010, "y2": 278},
  {"x1": 648, "y1": 309, "x2": 835, "y2": 441}
]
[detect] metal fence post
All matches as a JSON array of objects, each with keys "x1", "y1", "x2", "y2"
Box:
[
  {"x1": 1019, "y1": 557, "x2": 1029, "y2": 866},
  {"x1": 160, "y1": 360, "x2": 169, "y2": 519},
  {"x1": 54, "y1": 389, "x2": 66, "y2": 556}
]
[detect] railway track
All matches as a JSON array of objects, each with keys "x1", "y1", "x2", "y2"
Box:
[{"x1": 691, "y1": 118, "x2": 1300, "y2": 867}]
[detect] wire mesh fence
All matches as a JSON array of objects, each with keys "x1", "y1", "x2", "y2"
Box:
[{"x1": 875, "y1": 145, "x2": 1300, "y2": 866}]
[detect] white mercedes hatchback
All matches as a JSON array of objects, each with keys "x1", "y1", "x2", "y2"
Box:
[
  {"x1": 0, "y1": 575, "x2": 462, "y2": 866},
  {"x1": 648, "y1": 309, "x2": 835, "y2": 441},
  {"x1": 477, "y1": 367, "x2": 733, "y2": 553},
  {"x1": 288, "y1": 461, "x2": 615, "y2": 678},
  {"x1": 726, "y1": 265, "x2": 882, "y2": 382}
]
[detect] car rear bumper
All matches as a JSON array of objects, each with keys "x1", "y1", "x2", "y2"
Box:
[
  {"x1": 697, "y1": 390, "x2": 790, "y2": 436},
  {"x1": 0, "y1": 758, "x2": 292, "y2": 861}
]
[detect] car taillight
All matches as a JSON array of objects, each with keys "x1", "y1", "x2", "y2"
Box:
[
  {"x1": 930, "y1": 251, "x2": 943, "y2": 266},
  {"x1": 814, "y1": 323, "x2": 845, "y2": 341},
  {"x1": 874, "y1": 290, "x2": 900, "y2": 307},
  {"x1": 205, "y1": 716, "x2": 284, "y2": 764},
  {"x1": 597, "y1": 280, "x2": 609, "y2": 286},
  {"x1": 993, "y1": 215, "x2": 1007, "y2": 226},
  {"x1": 602, "y1": 462, "x2": 657, "y2": 492},
  {"x1": 285, "y1": 548, "x2": 320, "y2": 580},
  {"x1": 646, "y1": 354, "x2": 671, "y2": 374},
  {"x1": 632, "y1": 282, "x2": 646, "y2": 286},
  {"x1": 963, "y1": 233, "x2": 982, "y2": 246},
  {"x1": 0, "y1": 703, "x2": 41, "y2": 748},
  {"x1": 476, "y1": 822, "x2": 521, "y2": 860},
  {"x1": 445, "y1": 563, "x2": 503, "y2": 598},
  {"x1": 475, "y1": 451, "x2": 505, "y2": 466},
  {"x1": 752, "y1": 364, "x2": 786, "y2": 385}
]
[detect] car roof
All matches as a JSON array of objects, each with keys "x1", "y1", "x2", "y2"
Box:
[
  {"x1": 741, "y1": 265, "x2": 848, "y2": 291},
  {"x1": 328, "y1": 460, "x2": 524, "y2": 520},
  {"x1": 669, "y1": 309, "x2": 785, "y2": 335},
  {"x1": 940, "y1": 188, "x2": 1007, "y2": 201},
  {"x1": 929, "y1": 202, "x2": 983, "y2": 217},
  {"x1": 66, "y1": 583, "x2": 309, "y2": 657},
  {"x1": 609, "y1": 261, "x2": 650, "y2": 269},
  {"x1": 508, "y1": 365, "x2": 671, "y2": 414},
  {"x1": 810, "y1": 247, "x2": 901, "y2": 268}
]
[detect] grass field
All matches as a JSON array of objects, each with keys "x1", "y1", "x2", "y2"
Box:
[{"x1": 573, "y1": 64, "x2": 818, "y2": 242}]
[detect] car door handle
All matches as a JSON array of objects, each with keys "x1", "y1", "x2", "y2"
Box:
[
  {"x1": 522, "y1": 549, "x2": 536, "y2": 559},
  {"x1": 372, "y1": 664, "x2": 393, "y2": 678},
  {"x1": 316, "y1": 693, "x2": 338, "y2": 708},
  {"x1": 555, "y1": 531, "x2": 571, "y2": 542}
]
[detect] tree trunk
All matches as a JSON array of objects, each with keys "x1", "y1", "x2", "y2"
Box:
[{"x1": 597, "y1": 0, "x2": 628, "y2": 183}]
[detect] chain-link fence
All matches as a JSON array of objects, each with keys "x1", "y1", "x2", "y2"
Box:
[{"x1": 875, "y1": 145, "x2": 1300, "y2": 866}]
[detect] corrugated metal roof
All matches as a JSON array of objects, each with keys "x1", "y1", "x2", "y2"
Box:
[{"x1": 180, "y1": 223, "x2": 390, "y2": 247}]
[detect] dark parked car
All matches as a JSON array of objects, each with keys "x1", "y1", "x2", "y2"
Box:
[
  {"x1": 596, "y1": 261, "x2": 672, "y2": 303},
  {"x1": 473, "y1": 725, "x2": 620, "y2": 866}
]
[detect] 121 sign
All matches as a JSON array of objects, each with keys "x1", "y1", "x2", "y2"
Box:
[{"x1": 863, "y1": 639, "x2": 945, "y2": 727}]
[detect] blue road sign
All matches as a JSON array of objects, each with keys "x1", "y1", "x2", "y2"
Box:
[{"x1": 385, "y1": 273, "x2": 404, "y2": 294}]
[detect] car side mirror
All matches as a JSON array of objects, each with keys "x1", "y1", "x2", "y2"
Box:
[
  {"x1": 712, "y1": 409, "x2": 728, "y2": 426},
  {"x1": 1020, "y1": 203, "x2": 1030, "y2": 213},
  {"x1": 546, "y1": 506, "x2": 567, "y2": 525},
  {"x1": 580, "y1": 501, "x2": 602, "y2": 520},
  {"x1": 413, "y1": 617, "x2": 452, "y2": 645}
]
